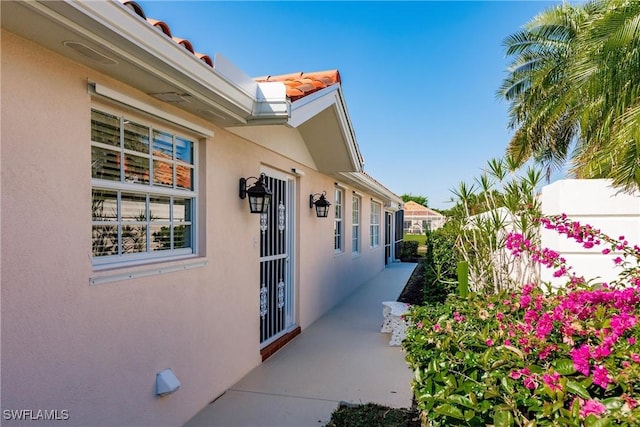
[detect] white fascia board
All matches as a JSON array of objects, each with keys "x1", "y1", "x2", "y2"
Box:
[
  {"x1": 36, "y1": 1, "x2": 287, "y2": 124},
  {"x1": 340, "y1": 172, "x2": 403, "y2": 207},
  {"x1": 289, "y1": 85, "x2": 364, "y2": 171}
]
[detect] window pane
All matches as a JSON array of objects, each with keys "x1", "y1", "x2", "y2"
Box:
[
  {"x1": 92, "y1": 225, "x2": 118, "y2": 257},
  {"x1": 176, "y1": 164, "x2": 193, "y2": 190},
  {"x1": 124, "y1": 121, "x2": 149, "y2": 154},
  {"x1": 92, "y1": 146, "x2": 121, "y2": 181},
  {"x1": 149, "y1": 196, "x2": 171, "y2": 221},
  {"x1": 174, "y1": 224, "x2": 191, "y2": 249},
  {"x1": 176, "y1": 165, "x2": 193, "y2": 190},
  {"x1": 124, "y1": 153, "x2": 150, "y2": 184},
  {"x1": 150, "y1": 225, "x2": 171, "y2": 251},
  {"x1": 153, "y1": 160, "x2": 173, "y2": 187},
  {"x1": 121, "y1": 193, "x2": 147, "y2": 221},
  {"x1": 122, "y1": 223, "x2": 147, "y2": 254},
  {"x1": 92, "y1": 189, "x2": 118, "y2": 221},
  {"x1": 91, "y1": 110, "x2": 120, "y2": 147},
  {"x1": 176, "y1": 137, "x2": 193, "y2": 164},
  {"x1": 153, "y1": 130, "x2": 173, "y2": 159},
  {"x1": 173, "y1": 198, "x2": 191, "y2": 222}
]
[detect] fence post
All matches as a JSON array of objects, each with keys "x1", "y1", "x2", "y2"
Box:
[{"x1": 457, "y1": 261, "x2": 469, "y2": 298}]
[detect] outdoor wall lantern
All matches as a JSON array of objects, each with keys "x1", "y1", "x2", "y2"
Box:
[
  {"x1": 239, "y1": 174, "x2": 272, "y2": 214},
  {"x1": 309, "y1": 192, "x2": 331, "y2": 218}
]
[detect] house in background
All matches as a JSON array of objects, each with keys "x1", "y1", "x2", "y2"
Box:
[
  {"x1": 403, "y1": 200, "x2": 445, "y2": 234},
  {"x1": 1, "y1": 1, "x2": 403, "y2": 426}
]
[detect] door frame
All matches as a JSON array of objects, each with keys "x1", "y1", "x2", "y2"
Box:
[{"x1": 258, "y1": 166, "x2": 297, "y2": 348}]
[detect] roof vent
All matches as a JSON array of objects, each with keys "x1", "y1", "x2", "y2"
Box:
[
  {"x1": 63, "y1": 41, "x2": 117, "y2": 65},
  {"x1": 151, "y1": 92, "x2": 192, "y2": 104},
  {"x1": 200, "y1": 109, "x2": 228, "y2": 121}
]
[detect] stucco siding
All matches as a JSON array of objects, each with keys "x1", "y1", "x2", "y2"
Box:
[{"x1": 1, "y1": 30, "x2": 391, "y2": 426}]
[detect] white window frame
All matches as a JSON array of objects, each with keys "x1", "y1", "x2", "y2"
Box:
[
  {"x1": 91, "y1": 106, "x2": 198, "y2": 269},
  {"x1": 352, "y1": 194, "x2": 360, "y2": 254},
  {"x1": 370, "y1": 200, "x2": 381, "y2": 248},
  {"x1": 334, "y1": 187, "x2": 344, "y2": 253}
]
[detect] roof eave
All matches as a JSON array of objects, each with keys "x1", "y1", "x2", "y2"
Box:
[
  {"x1": 2, "y1": 1, "x2": 289, "y2": 125},
  {"x1": 289, "y1": 85, "x2": 364, "y2": 174},
  {"x1": 339, "y1": 172, "x2": 403, "y2": 209}
]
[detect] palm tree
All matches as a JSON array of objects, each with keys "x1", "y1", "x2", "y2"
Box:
[{"x1": 499, "y1": 0, "x2": 640, "y2": 191}]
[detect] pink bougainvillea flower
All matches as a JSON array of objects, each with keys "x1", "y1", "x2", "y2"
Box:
[
  {"x1": 570, "y1": 344, "x2": 591, "y2": 376},
  {"x1": 614, "y1": 257, "x2": 624, "y2": 265},
  {"x1": 523, "y1": 376, "x2": 538, "y2": 390},
  {"x1": 542, "y1": 372, "x2": 562, "y2": 392},
  {"x1": 486, "y1": 339, "x2": 494, "y2": 347},
  {"x1": 433, "y1": 324, "x2": 441, "y2": 332},
  {"x1": 453, "y1": 312, "x2": 465, "y2": 322},
  {"x1": 520, "y1": 295, "x2": 532, "y2": 309},
  {"x1": 579, "y1": 399, "x2": 606, "y2": 418},
  {"x1": 592, "y1": 365, "x2": 611, "y2": 389},
  {"x1": 622, "y1": 394, "x2": 638, "y2": 409}
]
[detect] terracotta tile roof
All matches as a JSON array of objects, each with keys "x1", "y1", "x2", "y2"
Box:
[
  {"x1": 255, "y1": 71, "x2": 341, "y2": 102},
  {"x1": 120, "y1": 1, "x2": 213, "y2": 69},
  {"x1": 403, "y1": 201, "x2": 443, "y2": 217},
  {"x1": 119, "y1": 1, "x2": 338, "y2": 102}
]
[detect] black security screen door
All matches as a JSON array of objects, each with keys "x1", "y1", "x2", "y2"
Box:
[{"x1": 259, "y1": 174, "x2": 294, "y2": 345}]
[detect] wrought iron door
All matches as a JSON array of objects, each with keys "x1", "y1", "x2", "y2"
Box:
[{"x1": 259, "y1": 173, "x2": 294, "y2": 345}]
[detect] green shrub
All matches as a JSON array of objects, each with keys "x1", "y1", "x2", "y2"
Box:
[
  {"x1": 400, "y1": 240, "x2": 420, "y2": 261},
  {"x1": 404, "y1": 217, "x2": 640, "y2": 426},
  {"x1": 422, "y1": 227, "x2": 459, "y2": 305}
]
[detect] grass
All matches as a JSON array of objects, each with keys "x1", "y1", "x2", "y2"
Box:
[
  {"x1": 402, "y1": 233, "x2": 426, "y2": 244},
  {"x1": 403, "y1": 234, "x2": 427, "y2": 257}
]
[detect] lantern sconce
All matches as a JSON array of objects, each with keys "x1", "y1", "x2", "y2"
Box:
[
  {"x1": 309, "y1": 191, "x2": 331, "y2": 218},
  {"x1": 239, "y1": 173, "x2": 272, "y2": 214}
]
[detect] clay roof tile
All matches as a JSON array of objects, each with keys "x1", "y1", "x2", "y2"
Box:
[
  {"x1": 147, "y1": 19, "x2": 172, "y2": 38},
  {"x1": 195, "y1": 53, "x2": 213, "y2": 68},
  {"x1": 172, "y1": 37, "x2": 195, "y2": 53},
  {"x1": 120, "y1": 0, "x2": 146, "y2": 19},
  {"x1": 117, "y1": 1, "x2": 214, "y2": 68},
  {"x1": 255, "y1": 70, "x2": 341, "y2": 102}
]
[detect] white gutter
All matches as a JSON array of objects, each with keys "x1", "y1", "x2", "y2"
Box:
[
  {"x1": 340, "y1": 172, "x2": 403, "y2": 208},
  {"x1": 26, "y1": 1, "x2": 289, "y2": 124}
]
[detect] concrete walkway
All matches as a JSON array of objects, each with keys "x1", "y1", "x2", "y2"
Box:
[{"x1": 185, "y1": 262, "x2": 418, "y2": 427}]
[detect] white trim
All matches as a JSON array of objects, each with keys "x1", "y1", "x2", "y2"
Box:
[
  {"x1": 289, "y1": 86, "x2": 363, "y2": 172},
  {"x1": 338, "y1": 172, "x2": 402, "y2": 207},
  {"x1": 90, "y1": 258, "x2": 207, "y2": 285},
  {"x1": 90, "y1": 83, "x2": 214, "y2": 136}
]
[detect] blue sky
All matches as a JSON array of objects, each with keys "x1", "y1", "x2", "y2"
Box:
[{"x1": 137, "y1": 1, "x2": 561, "y2": 209}]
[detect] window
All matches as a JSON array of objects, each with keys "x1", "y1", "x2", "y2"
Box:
[
  {"x1": 352, "y1": 195, "x2": 360, "y2": 254},
  {"x1": 370, "y1": 201, "x2": 381, "y2": 247},
  {"x1": 334, "y1": 187, "x2": 344, "y2": 252},
  {"x1": 91, "y1": 109, "x2": 196, "y2": 267}
]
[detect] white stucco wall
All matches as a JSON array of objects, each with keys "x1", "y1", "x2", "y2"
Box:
[
  {"x1": 540, "y1": 179, "x2": 640, "y2": 287},
  {"x1": 1, "y1": 30, "x2": 390, "y2": 426}
]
